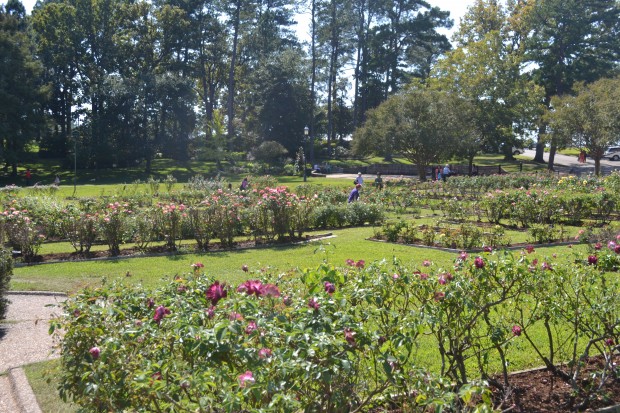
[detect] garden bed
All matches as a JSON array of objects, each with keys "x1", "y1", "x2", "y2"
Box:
[
  {"x1": 490, "y1": 355, "x2": 620, "y2": 413},
  {"x1": 15, "y1": 233, "x2": 334, "y2": 265},
  {"x1": 367, "y1": 236, "x2": 576, "y2": 253}
]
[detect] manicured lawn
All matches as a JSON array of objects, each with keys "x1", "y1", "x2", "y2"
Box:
[
  {"x1": 12, "y1": 226, "x2": 457, "y2": 292},
  {"x1": 23, "y1": 360, "x2": 78, "y2": 413},
  {"x1": 3, "y1": 155, "x2": 610, "y2": 412}
]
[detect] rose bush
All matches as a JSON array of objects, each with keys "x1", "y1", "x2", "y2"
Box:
[
  {"x1": 55, "y1": 260, "x2": 498, "y2": 412},
  {"x1": 54, "y1": 245, "x2": 620, "y2": 412}
]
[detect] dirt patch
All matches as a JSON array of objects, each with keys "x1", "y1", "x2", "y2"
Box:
[{"x1": 491, "y1": 355, "x2": 620, "y2": 412}]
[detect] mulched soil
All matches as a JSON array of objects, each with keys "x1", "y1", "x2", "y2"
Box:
[
  {"x1": 19, "y1": 234, "x2": 331, "y2": 264},
  {"x1": 491, "y1": 355, "x2": 620, "y2": 412}
]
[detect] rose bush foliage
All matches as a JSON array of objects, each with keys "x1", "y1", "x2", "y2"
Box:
[
  {"x1": 55, "y1": 259, "x2": 499, "y2": 412},
  {"x1": 54, "y1": 245, "x2": 620, "y2": 412}
]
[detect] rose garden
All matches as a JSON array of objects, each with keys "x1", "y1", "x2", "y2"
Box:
[{"x1": 0, "y1": 171, "x2": 619, "y2": 412}]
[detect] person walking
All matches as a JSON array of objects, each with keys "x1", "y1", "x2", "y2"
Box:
[
  {"x1": 348, "y1": 184, "x2": 361, "y2": 203},
  {"x1": 240, "y1": 177, "x2": 248, "y2": 190},
  {"x1": 25, "y1": 169, "x2": 32, "y2": 186},
  {"x1": 442, "y1": 164, "x2": 451, "y2": 181},
  {"x1": 374, "y1": 172, "x2": 383, "y2": 190},
  {"x1": 53, "y1": 175, "x2": 60, "y2": 186},
  {"x1": 354, "y1": 172, "x2": 364, "y2": 186}
]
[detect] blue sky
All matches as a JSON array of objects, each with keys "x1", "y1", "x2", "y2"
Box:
[{"x1": 8, "y1": 0, "x2": 475, "y2": 29}]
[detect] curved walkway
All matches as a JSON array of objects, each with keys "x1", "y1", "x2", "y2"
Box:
[{"x1": 0, "y1": 292, "x2": 66, "y2": 413}]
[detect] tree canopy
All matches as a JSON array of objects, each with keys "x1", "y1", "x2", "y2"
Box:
[
  {"x1": 353, "y1": 86, "x2": 474, "y2": 181},
  {"x1": 1, "y1": 0, "x2": 619, "y2": 176},
  {"x1": 546, "y1": 77, "x2": 620, "y2": 176}
]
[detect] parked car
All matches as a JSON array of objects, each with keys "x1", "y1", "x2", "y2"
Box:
[
  {"x1": 602, "y1": 146, "x2": 620, "y2": 161},
  {"x1": 512, "y1": 147, "x2": 524, "y2": 155}
]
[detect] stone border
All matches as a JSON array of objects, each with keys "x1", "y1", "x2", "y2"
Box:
[{"x1": 9, "y1": 367, "x2": 42, "y2": 413}]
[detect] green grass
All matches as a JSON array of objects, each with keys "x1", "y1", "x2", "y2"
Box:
[
  {"x1": 12, "y1": 226, "x2": 460, "y2": 292},
  {"x1": 23, "y1": 360, "x2": 78, "y2": 413},
  {"x1": 3, "y1": 154, "x2": 604, "y2": 411},
  {"x1": 3, "y1": 150, "x2": 553, "y2": 190},
  {"x1": 18, "y1": 235, "x2": 595, "y2": 413}
]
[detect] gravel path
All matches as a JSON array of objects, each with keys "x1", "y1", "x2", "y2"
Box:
[
  {"x1": 0, "y1": 292, "x2": 65, "y2": 373},
  {"x1": 0, "y1": 292, "x2": 66, "y2": 413}
]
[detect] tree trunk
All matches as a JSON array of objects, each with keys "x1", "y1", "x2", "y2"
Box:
[
  {"x1": 227, "y1": 1, "x2": 241, "y2": 150},
  {"x1": 417, "y1": 163, "x2": 427, "y2": 182},
  {"x1": 548, "y1": 144, "x2": 557, "y2": 171},
  {"x1": 309, "y1": 0, "x2": 316, "y2": 166},
  {"x1": 594, "y1": 158, "x2": 601, "y2": 176},
  {"x1": 534, "y1": 121, "x2": 546, "y2": 163}
]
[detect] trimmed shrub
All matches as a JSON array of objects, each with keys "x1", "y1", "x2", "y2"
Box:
[{"x1": 0, "y1": 249, "x2": 12, "y2": 320}]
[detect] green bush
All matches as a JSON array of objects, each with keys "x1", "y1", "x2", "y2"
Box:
[
  {"x1": 54, "y1": 262, "x2": 495, "y2": 412},
  {"x1": 52, "y1": 247, "x2": 620, "y2": 412},
  {"x1": 0, "y1": 249, "x2": 12, "y2": 320}
]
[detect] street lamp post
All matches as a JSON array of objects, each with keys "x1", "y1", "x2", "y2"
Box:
[
  {"x1": 71, "y1": 129, "x2": 78, "y2": 196},
  {"x1": 303, "y1": 126, "x2": 309, "y2": 182}
]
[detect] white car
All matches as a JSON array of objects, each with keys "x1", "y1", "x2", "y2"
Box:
[{"x1": 602, "y1": 146, "x2": 620, "y2": 161}]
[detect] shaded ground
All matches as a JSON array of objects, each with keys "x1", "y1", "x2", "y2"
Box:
[{"x1": 491, "y1": 356, "x2": 620, "y2": 412}]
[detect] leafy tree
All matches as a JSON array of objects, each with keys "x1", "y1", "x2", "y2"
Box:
[
  {"x1": 252, "y1": 140, "x2": 288, "y2": 166},
  {"x1": 234, "y1": 1, "x2": 307, "y2": 155},
  {"x1": 516, "y1": 0, "x2": 620, "y2": 169},
  {"x1": 315, "y1": 0, "x2": 355, "y2": 159},
  {"x1": 546, "y1": 77, "x2": 620, "y2": 176},
  {"x1": 352, "y1": 86, "x2": 473, "y2": 181},
  {"x1": 430, "y1": 0, "x2": 544, "y2": 171},
  {"x1": 351, "y1": 0, "x2": 452, "y2": 160},
  {"x1": 0, "y1": 1, "x2": 47, "y2": 177},
  {"x1": 31, "y1": 1, "x2": 81, "y2": 158}
]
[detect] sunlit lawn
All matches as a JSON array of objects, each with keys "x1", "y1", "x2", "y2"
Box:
[{"x1": 3, "y1": 152, "x2": 596, "y2": 412}]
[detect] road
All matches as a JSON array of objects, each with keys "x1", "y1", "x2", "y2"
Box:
[{"x1": 520, "y1": 149, "x2": 620, "y2": 175}]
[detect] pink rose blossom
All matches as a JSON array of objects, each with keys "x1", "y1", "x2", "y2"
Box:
[
  {"x1": 229, "y1": 312, "x2": 243, "y2": 321},
  {"x1": 245, "y1": 321, "x2": 258, "y2": 334},
  {"x1": 153, "y1": 305, "x2": 171, "y2": 325},
  {"x1": 344, "y1": 328, "x2": 356, "y2": 346},
  {"x1": 89, "y1": 346, "x2": 100, "y2": 359},
  {"x1": 238, "y1": 371, "x2": 255, "y2": 387},
  {"x1": 512, "y1": 325, "x2": 522, "y2": 336},
  {"x1": 474, "y1": 257, "x2": 485, "y2": 269},
  {"x1": 324, "y1": 281, "x2": 335, "y2": 295},
  {"x1": 206, "y1": 281, "x2": 227, "y2": 305},
  {"x1": 308, "y1": 297, "x2": 320, "y2": 310},
  {"x1": 258, "y1": 348, "x2": 272, "y2": 359}
]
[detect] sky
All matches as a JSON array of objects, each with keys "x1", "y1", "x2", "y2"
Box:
[{"x1": 6, "y1": 0, "x2": 476, "y2": 32}]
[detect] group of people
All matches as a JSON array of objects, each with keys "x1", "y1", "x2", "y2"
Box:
[
  {"x1": 348, "y1": 172, "x2": 384, "y2": 203},
  {"x1": 434, "y1": 164, "x2": 452, "y2": 181},
  {"x1": 22, "y1": 168, "x2": 60, "y2": 186}
]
